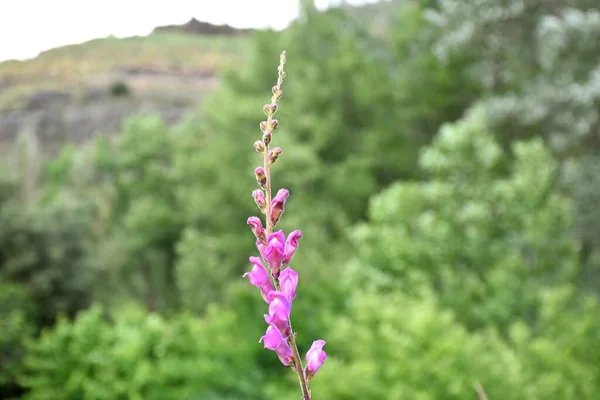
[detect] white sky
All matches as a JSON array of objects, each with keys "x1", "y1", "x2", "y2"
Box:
[{"x1": 0, "y1": 0, "x2": 381, "y2": 62}]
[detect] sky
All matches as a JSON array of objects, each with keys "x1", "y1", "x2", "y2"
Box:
[{"x1": 0, "y1": 0, "x2": 381, "y2": 62}]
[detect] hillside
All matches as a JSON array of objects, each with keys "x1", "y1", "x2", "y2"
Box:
[
  {"x1": 0, "y1": 30, "x2": 250, "y2": 151},
  {"x1": 0, "y1": 2, "x2": 401, "y2": 154}
]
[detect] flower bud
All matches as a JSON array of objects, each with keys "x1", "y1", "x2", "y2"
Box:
[
  {"x1": 270, "y1": 189, "x2": 289, "y2": 226},
  {"x1": 253, "y1": 189, "x2": 266, "y2": 212},
  {"x1": 263, "y1": 103, "x2": 278, "y2": 116},
  {"x1": 305, "y1": 340, "x2": 327, "y2": 380},
  {"x1": 260, "y1": 121, "x2": 268, "y2": 133},
  {"x1": 270, "y1": 119, "x2": 280, "y2": 131},
  {"x1": 263, "y1": 104, "x2": 271, "y2": 116},
  {"x1": 254, "y1": 167, "x2": 267, "y2": 187},
  {"x1": 247, "y1": 217, "x2": 266, "y2": 244},
  {"x1": 282, "y1": 230, "x2": 302, "y2": 265},
  {"x1": 269, "y1": 147, "x2": 282, "y2": 164},
  {"x1": 254, "y1": 140, "x2": 265, "y2": 154},
  {"x1": 263, "y1": 131, "x2": 272, "y2": 146},
  {"x1": 272, "y1": 86, "x2": 282, "y2": 100}
]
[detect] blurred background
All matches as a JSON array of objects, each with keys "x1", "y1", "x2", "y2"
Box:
[{"x1": 1, "y1": 0, "x2": 600, "y2": 398}]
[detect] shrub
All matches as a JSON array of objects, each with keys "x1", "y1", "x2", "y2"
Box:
[
  {"x1": 20, "y1": 305, "x2": 274, "y2": 400},
  {"x1": 109, "y1": 80, "x2": 130, "y2": 97}
]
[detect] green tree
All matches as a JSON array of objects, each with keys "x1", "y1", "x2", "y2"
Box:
[
  {"x1": 310, "y1": 288, "x2": 600, "y2": 400},
  {"x1": 99, "y1": 117, "x2": 183, "y2": 312},
  {"x1": 0, "y1": 194, "x2": 98, "y2": 328},
  {"x1": 37, "y1": 115, "x2": 187, "y2": 312},
  {"x1": 424, "y1": 0, "x2": 600, "y2": 304},
  {"x1": 310, "y1": 106, "x2": 600, "y2": 399},
  {"x1": 350, "y1": 106, "x2": 579, "y2": 330},
  {"x1": 426, "y1": 0, "x2": 600, "y2": 152}
]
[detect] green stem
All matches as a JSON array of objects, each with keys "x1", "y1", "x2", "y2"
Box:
[{"x1": 274, "y1": 281, "x2": 311, "y2": 400}]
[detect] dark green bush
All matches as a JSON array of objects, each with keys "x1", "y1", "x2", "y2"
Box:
[{"x1": 109, "y1": 80, "x2": 131, "y2": 97}]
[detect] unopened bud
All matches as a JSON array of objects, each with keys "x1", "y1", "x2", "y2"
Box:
[
  {"x1": 270, "y1": 188, "x2": 289, "y2": 226},
  {"x1": 263, "y1": 103, "x2": 278, "y2": 116},
  {"x1": 247, "y1": 216, "x2": 266, "y2": 244},
  {"x1": 253, "y1": 189, "x2": 266, "y2": 212},
  {"x1": 270, "y1": 119, "x2": 279, "y2": 131},
  {"x1": 260, "y1": 121, "x2": 268, "y2": 133},
  {"x1": 269, "y1": 147, "x2": 282, "y2": 164},
  {"x1": 272, "y1": 86, "x2": 282, "y2": 100},
  {"x1": 254, "y1": 167, "x2": 267, "y2": 187},
  {"x1": 263, "y1": 131, "x2": 272, "y2": 146},
  {"x1": 254, "y1": 140, "x2": 265, "y2": 154}
]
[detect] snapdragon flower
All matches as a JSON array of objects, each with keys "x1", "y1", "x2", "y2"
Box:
[{"x1": 242, "y1": 51, "x2": 326, "y2": 400}]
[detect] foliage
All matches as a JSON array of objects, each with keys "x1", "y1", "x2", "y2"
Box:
[
  {"x1": 426, "y1": 0, "x2": 600, "y2": 152},
  {"x1": 0, "y1": 281, "x2": 35, "y2": 396},
  {"x1": 311, "y1": 288, "x2": 600, "y2": 400},
  {"x1": 388, "y1": 2, "x2": 481, "y2": 160},
  {"x1": 424, "y1": 0, "x2": 600, "y2": 301},
  {"x1": 0, "y1": 192, "x2": 98, "y2": 328},
  {"x1": 91, "y1": 116, "x2": 184, "y2": 312},
  {"x1": 20, "y1": 305, "x2": 279, "y2": 400},
  {"x1": 349, "y1": 106, "x2": 579, "y2": 330},
  {"x1": 311, "y1": 107, "x2": 600, "y2": 399}
]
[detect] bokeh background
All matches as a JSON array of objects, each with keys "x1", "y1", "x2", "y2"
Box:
[{"x1": 2, "y1": 0, "x2": 600, "y2": 398}]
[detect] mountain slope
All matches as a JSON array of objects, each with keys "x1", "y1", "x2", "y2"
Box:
[{"x1": 0, "y1": 31, "x2": 249, "y2": 150}]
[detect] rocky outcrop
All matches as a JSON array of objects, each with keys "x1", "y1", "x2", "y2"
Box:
[
  {"x1": 0, "y1": 71, "x2": 218, "y2": 151},
  {"x1": 0, "y1": 96, "x2": 185, "y2": 145},
  {"x1": 152, "y1": 18, "x2": 254, "y2": 36}
]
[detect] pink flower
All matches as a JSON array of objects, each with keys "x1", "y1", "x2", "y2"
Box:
[
  {"x1": 264, "y1": 291, "x2": 291, "y2": 337},
  {"x1": 270, "y1": 189, "x2": 289, "y2": 226},
  {"x1": 279, "y1": 268, "x2": 298, "y2": 303},
  {"x1": 305, "y1": 340, "x2": 327, "y2": 380},
  {"x1": 260, "y1": 231, "x2": 286, "y2": 278},
  {"x1": 260, "y1": 325, "x2": 294, "y2": 366},
  {"x1": 247, "y1": 217, "x2": 266, "y2": 244},
  {"x1": 282, "y1": 230, "x2": 302, "y2": 265},
  {"x1": 243, "y1": 257, "x2": 274, "y2": 303}
]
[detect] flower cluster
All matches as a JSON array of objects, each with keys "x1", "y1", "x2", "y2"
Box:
[{"x1": 243, "y1": 51, "x2": 326, "y2": 399}]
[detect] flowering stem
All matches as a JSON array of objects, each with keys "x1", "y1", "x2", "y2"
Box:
[
  {"x1": 289, "y1": 328, "x2": 311, "y2": 400},
  {"x1": 275, "y1": 281, "x2": 311, "y2": 400},
  {"x1": 262, "y1": 51, "x2": 312, "y2": 400},
  {"x1": 263, "y1": 143, "x2": 273, "y2": 233}
]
